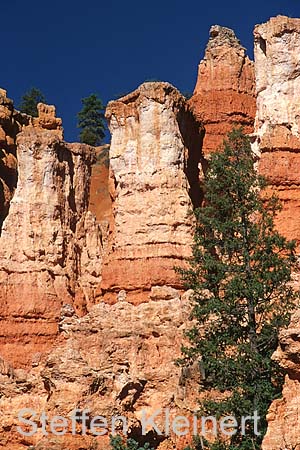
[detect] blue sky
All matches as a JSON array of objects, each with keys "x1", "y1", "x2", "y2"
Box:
[{"x1": 2, "y1": 0, "x2": 299, "y2": 142}]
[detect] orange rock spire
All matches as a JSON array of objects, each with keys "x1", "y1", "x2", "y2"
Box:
[{"x1": 189, "y1": 24, "x2": 256, "y2": 155}]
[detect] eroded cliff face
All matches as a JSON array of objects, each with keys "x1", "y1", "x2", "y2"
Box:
[
  {"x1": 262, "y1": 310, "x2": 300, "y2": 450},
  {"x1": 0, "y1": 84, "x2": 203, "y2": 449},
  {"x1": 88, "y1": 144, "x2": 112, "y2": 229},
  {"x1": 2, "y1": 15, "x2": 300, "y2": 450},
  {"x1": 253, "y1": 16, "x2": 300, "y2": 450},
  {"x1": 0, "y1": 100, "x2": 64, "y2": 232},
  {"x1": 101, "y1": 82, "x2": 204, "y2": 304},
  {"x1": 0, "y1": 104, "x2": 103, "y2": 368},
  {"x1": 189, "y1": 25, "x2": 256, "y2": 155},
  {"x1": 254, "y1": 15, "x2": 300, "y2": 248},
  {"x1": 0, "y1": 89, "x2": 26, "y2": 230},
  {"x1": 0, "y1": 293, "x2": 200, "y2": 450}
]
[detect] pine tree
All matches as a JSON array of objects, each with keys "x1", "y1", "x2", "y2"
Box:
[
  {"x1": 179, "y1": 128, "x2": 299, "y2": 449},
  {"x1": 77, "y1": 93, "x2": 105, "y2": 146},
  {"x1": 19, "y1": 87, "x2": 46, "y2": 117}
]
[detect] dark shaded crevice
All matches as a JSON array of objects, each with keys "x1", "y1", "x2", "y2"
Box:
[
  {"x1": 258, "y1": 37, "x2": 267, "y2": 55},
  {"x1": 117, "y1": 379, "x2": 147, "y2": 403},
  {"x1": 177, "y1": 107, "x2": 207, "y2": 209},
  {"x1": 0, "y1": 179, "x2": 6, "y2": 234},
  {"x1": 0, "y1": 151, "x2": 18, "y2": 235},
  {"x1": 0, "y1": 164, "x2": 17, "y2": 192},
  {"x1": 57, "y1": 144, "x2": 77, "y2": 233},
  {"x1": 127, "y1": 427, "x2": 166, "y2": 449}
]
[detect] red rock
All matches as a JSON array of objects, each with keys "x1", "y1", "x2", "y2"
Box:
[
  {"x1": 33, "y1": 103, "x2": 63, "y2": 134},
  {"x1": 262, "y1": 311, "x2": 300, "y2": 450},
  {"x1": 0, "y1": 295, "x2": 197, "y2": 449},
  {"x1": 101, "y1": 82, "x2": 204, "y2": 303},
  {"x1": 0, "y1": 114, "x2": 102, "y2": 368},
  {"x1": 189, "y1": 25, "x2": 256, "y2": 156},
  {"x1": 3, "y1": 16, "x2": 300, "y2": 450},
  {"x1": 252, "y1": 16, "x2": 300, "y2": 449},
  {"x1": 88, "y1": 144, "x2": 112, "y2": 228}
]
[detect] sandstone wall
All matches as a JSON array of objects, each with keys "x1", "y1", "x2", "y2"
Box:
[
  {"x1": 3, "y1": 16, "x2": 300, "y2": 449},
  {"x1": 254, "y1": 16, "x2": 300, "y2": 248},
  {"x1": 189, "y1": 25, "x2": 256, "y2": 156},
  {"x1": 0, "y1": 293, "x2": 199, "y2": 450},
  {"x1": 0, "y1": 106, "x2": 102, "y2": 368},
  {"x1": 88, "y1": 144, "x2": 112, "y2": 228},
  {"x1": 0, "y1": 89, "x2": 25, "y2": 229},
  {"x1": 0, "y1": 84, "x2": 204, "y2": 449},
  {"x1": 253, "y1": 16, "x2": 300, "y2": 450},
  {"x1": 101, "y1": 82, "x2": 204, "y2": 304},
  {"x1": 262, "y1": 309, "x2": 300, "y2": 450}
]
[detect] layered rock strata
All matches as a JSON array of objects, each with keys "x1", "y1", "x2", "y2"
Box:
[
  {"x1": 0, "y1": 106, "x2": 102, "y2": 368},
  {"x1": 0, "y1": 97, "x2": 64, "y2": 232},
  {"x1": 254, "y1": 15, "x2": 300, "y2": 450},
  {"x1": 189, "y1": 25, "x2": 256, "y2": 155},
  {"x1": 0, "y1": 291, "x2": 198, "y2": 450},
  {"x1": 254, "y1": 15, "x2": 300, "y2": 246},
  {"x1": 3, "y1": 15, "x2": 300, "y2": 449},
  {"x1": 101, "y1": 82, "x2": 204, "y2": 304}
]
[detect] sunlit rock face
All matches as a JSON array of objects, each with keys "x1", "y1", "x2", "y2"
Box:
[
  {"x1": 189, "y1": 25, "x2": 256, "y2": 156},
  {"x1": 0, "y1": 107, "x2": 102, "y2": 368},
  {"x1": 254, "y1": 15, "x2": 300, "y2": 248},
  {"x1": 101, "y1": 82, "x2": 204, "y2": 304},
  {"x1": 3, "y1": 15, "x2": 300, "y2": 450},
  {"x1": 0, "y1": 294, "x2": 198, "y2": 450},
  {"x1": 253, "y1": 15, "x2": 300, "y2": 450},
  {"x1": 262, "y1": 309, "x2": 300, "y2": 450},
  {"x1": 0, "y1": 84, "x2": 204, "y2": 449}
]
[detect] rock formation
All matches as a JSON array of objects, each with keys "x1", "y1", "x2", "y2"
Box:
[
  {"x1": 262, "y1": 309, "x2": 300, "y2": 450},
  {"x1": 88, "y1": 144, "x2": 112, "y2": 238},
  {"x1": 189, "y1": 25, "x2": 256, "y2": 155},
  {"x1": 0, "y1": 99, "x2": 63, "y2": 232},
  {"x1": 33, "y1": 103, "x2": 63, "y2": 134},
  {"x1": 0, "y1": 104, "x2": 102, "y2": 368},
  {"x1": 253, "y1": 16, "x2": 300, "y2": 450},
  {"x1": 254, "y1": 15, "x2": 300, "y2": 248},
  {"x1": 2, "y1": 14, "x2": 300, "y2": 450},
  {"x1": 0, "y1": 84, "x2": 204, "y2": 449},
  {"x1": 0, "y1": 293, "x2": 199, "y2": 450},
  {"x1": 0, "y1": 89, "x2": 26, "y2": 230},
  {"x1": 101, "y1": 82, "x2": 204, "y2": 304}
]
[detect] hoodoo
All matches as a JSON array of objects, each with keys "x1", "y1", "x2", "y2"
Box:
[
  {"x1": 189, "y1": 25, "x2": 256, "y2": 156},
  {"x1": 253, "y1": 15, "x2": 300, "y2": 450},
  {"x1": 101, "y1": 81, "x2": 204, "y2": 304}
]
